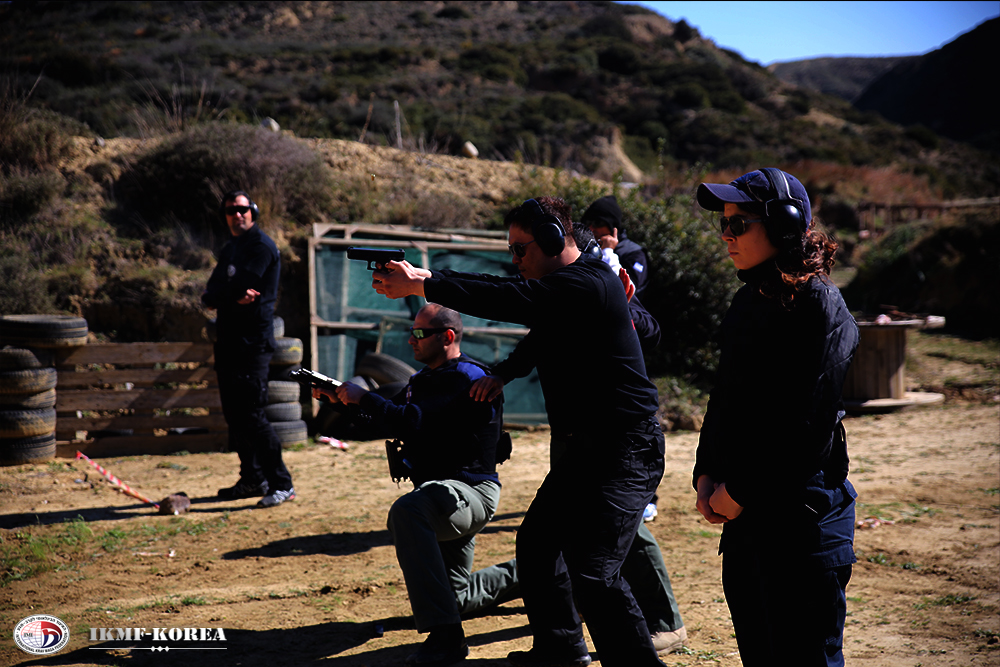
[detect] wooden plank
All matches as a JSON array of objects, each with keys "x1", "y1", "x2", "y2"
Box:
[
  {"x1": 57, "y1": 367, "x2": 217, "y2": 389},
  {"x1": 55, "y1": 413, "x2": 226, "y2": 435},
  {"x1": 56, "y1": 432, "x2": 230, "y2": 458},
  {"x1": 56, "y1": 387, "x2": 222, "y2": 411},
  {"x1": 52, "y1": 343, "x2": 214, "y2": 368}
]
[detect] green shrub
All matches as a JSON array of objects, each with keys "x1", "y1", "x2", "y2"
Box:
[
  {"x1": 620, "y1": 186, "x2": 740, "y2": 379},
  {"x1": 435, "y1": 6, "x2": 472, "y2": 19},
  {"x1": 598, "y1": 43, "x2": 643, "y2": 75},
  {"x1": 0, "y1": 235, "x2": 55, "y2": 315},
  {"x1": 844, "y1": 213, "x2": 1000, "y2": 338},
  {"x1": 905, "y1": 124, "x2": 940, "y2": 150},
  {"x1": 0, "y1": 102, "x2": 78, "y2": 173},
  {"x1": 0, "y1": 169, "x2": 65, "y2": 223},
  {"x1": 114, "y1": 123, "x2": 336, "y2": 247}
]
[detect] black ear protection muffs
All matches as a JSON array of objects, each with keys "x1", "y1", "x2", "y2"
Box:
[
  {"x1": 522, "y1": 198, "x2": 565, "y2": 257},
  {"x1": 220, "y1": 190, "x2": 260, "y2": 222},
  {"x1": 759, "y1": 168, "x2": 806, "y2": 249}
]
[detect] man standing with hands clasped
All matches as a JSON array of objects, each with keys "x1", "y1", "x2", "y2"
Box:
[
  {"x1": 203, "y1": 190, "x2": 295, "y2": 508},
  {"x1": 371, "y1": 197, "x2": 667, "y2": 667}
]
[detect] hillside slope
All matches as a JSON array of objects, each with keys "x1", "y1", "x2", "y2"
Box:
[
  {"x1": 769, "y1": 56, "x2": 915, "y2": 102},
  {"x1": 2, "y1": 0, "x2": 994, "y2": 194},
  {"x1": 854, "y1": 17, "x2": 998, "y2": 152}
]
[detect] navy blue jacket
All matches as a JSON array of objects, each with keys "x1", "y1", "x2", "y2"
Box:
[
  {"x1": 694, "y1": 263, "x2": 859, "y2": 567},
  {"x1": 359, "y1": 354, "x2": 502, "y2": 487},
  {"x1": 202, "y1": 225, "x2": 279, "y2": 350}
]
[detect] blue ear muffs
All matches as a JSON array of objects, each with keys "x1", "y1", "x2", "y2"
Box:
[
  {"x1": 759, "y1": 168, "x2": 806, "y2": 249},
  {"x1": 522, "y1": 199, "x2": 565, "y2": 257}
]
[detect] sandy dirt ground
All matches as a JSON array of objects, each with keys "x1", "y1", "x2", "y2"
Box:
[{"x1": 1, "y1": 402, "x2": 997, "y2": 667}]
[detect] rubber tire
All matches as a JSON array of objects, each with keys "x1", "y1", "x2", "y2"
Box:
[
  {"x1": 271, "y1": 315, "x2": 285, "y2": 339},
  {"x1": 0, "y1": 367, "x2": 57, "y2": 395},
  {"x1": 271, "y1": 419, "x2": 308, "y2": 447},
  {"x1": 0, "y1": 388, "x2": 56, "y2": 410},
  {"x1": 0, "y1": 347, "x2": 43, "y2": 371},
  {"x1": 268, "y1": 363, "x2": 302, "y2": 381},
  {"x1": 0, "y1": 432, "x2": 56, "y2": 466},
  {"x1": 0, "y1": 315, "x2": 88, "y2": 348},
  {"x1": 271, "y1": 337, "x2": 303, "y2": 366},
  {"x1": 265, "y1": 401, "x2": 302, "y2": 422},
  {"x1": 0, "y1": 407, "x2": 57, "y2": 438},
  {"x1": 267, "y1": 380, "x2": 300, "y2": 404},
  {"x1": 355, "y1": 353, "x2": 416, "y2": 386}
]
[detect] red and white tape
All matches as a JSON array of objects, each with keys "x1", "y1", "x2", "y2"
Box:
[{"x1": 75, "y1": 451, "x2": 159, "y2": 509}]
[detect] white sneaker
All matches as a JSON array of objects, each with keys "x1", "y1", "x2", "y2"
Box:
[
  {"x1": 643, "y1": 503, "x2": 658, "y2": 522},
  {"x1": 257, "y1": 488, "x2": 295, "y2": 508}
]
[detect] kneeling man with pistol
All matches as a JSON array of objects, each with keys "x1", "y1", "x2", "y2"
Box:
[{"x1": 312, "y1": 303, "x2": 517, "y2": 666}]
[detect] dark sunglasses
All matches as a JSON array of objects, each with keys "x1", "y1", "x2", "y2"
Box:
[
  {"x1": 719, "y1": 215, "x2": 763, "y2": 237},
  {"x1": 508, "y1": 239, "x2": 535, "y2": 258},
  {"x1": 408, "y1": 326, "x2": 454, "y2": 340},
  {"x1": 224, "y1": 205, "x2": 251, "y2": 216}
]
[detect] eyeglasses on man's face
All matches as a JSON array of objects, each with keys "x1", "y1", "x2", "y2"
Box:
[
  {"x1": 224, "y1": 205, "x2": 251, "y2": 216},
  {"x1": 719, "y1": 215, "x2": 763, "y2": 237},
  {"x1": 408, "y1": 326, "x2": 454, "y2": 340},
  {"x1": 508, "y1": 239, "x2": 535, "y2": 258}
]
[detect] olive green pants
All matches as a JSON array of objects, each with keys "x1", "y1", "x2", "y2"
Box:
[{"x1": 388, "y1": 478, "x2": 519, "y2": 632}]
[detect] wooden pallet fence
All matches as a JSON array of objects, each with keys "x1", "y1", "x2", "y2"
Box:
[{"x1": 53, "y1": 342, "x2": 228, "y2": 458}]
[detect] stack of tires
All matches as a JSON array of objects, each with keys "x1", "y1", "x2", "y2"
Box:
[
  {"x1": 266, "y1": 317, "x2": 308, "y2": 448},
  {"x1": 0, "y1": 315, "x2": 89, "y2": 466},
  {"x1": 206, "y1": 315, "x2": 308, "y2": 448}
]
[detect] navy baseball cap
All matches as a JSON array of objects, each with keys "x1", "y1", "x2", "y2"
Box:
[{"x1": 697, "y1": 169, "x2": 811, "y2": 226}]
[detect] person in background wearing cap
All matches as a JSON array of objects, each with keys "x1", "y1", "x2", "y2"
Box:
[
  {"x1": 693, "y1": 169, "x2": 859, "y2": 666},
  {"x1": 370, "y1": 196, "x2": 667, "y2": 667},
  {"x1": 581, "y1": 198, "x2": 661, "y2": 524},
  {"x1": 581, "y1": 195, "x2": 651, "y2": 303}
]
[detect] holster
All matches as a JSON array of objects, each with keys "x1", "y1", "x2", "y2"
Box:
[
  {"x1": 496, "y1": 431, "x2": 512, "y2": 464},
  {"x1": 385, "y1": 439, "x2": 411, "y2": 484}
]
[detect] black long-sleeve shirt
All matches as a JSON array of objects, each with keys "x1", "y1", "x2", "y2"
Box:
[
  {"x1": 202, "y1": 225, "x2": 279, "y2": 349},
  {"x1": 491, "y1": 294, "x2": 660, "y2": 425},
  {"x1": 423, "y1": 255, "x2": 659, "y2": 435}
]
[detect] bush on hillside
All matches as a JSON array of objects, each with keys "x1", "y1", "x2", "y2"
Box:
[
  {"x1": 619, "y1": 187, "x2": 740, "y2": 379},
  {"x1": 114, "y1": 123, "x2": 336, "y2": 248},
  {"x1": 843, "y1": 212, "x2": 1000, "y2": 338},
  {"x1": 492, "y1": 169, "x2": 739, "y2": 383},
  {"x1": 0, "y1": 236, "x2": 56, "y2": 315}
]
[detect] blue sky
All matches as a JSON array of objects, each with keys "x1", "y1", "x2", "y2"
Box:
[{"x1": 624, "y1": 1, "x2": 999, "y2": 64}]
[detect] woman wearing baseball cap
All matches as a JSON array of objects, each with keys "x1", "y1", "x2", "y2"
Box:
[{"x1": 692, "y1": 168, "x2": 860, "y2": 666}]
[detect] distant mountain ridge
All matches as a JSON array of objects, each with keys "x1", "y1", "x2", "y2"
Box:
[
  {"x1": 772, "y1": 17, "x2": 998, "y2": 154},
  {"x1": 769, "y1": 56, "x2": 916, "y2": 102},
  {"x1": 854, "y1": 17, "x2": 998, "y2": 152}
]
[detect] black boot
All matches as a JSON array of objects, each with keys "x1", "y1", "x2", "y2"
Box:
[{"x1": 404, "y1": 623, "x2": 469, "y2": 666}]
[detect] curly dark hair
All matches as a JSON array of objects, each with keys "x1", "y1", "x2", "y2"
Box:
[{"x1": 761, "y1": 227, "x2": 839, "y2": 307}]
